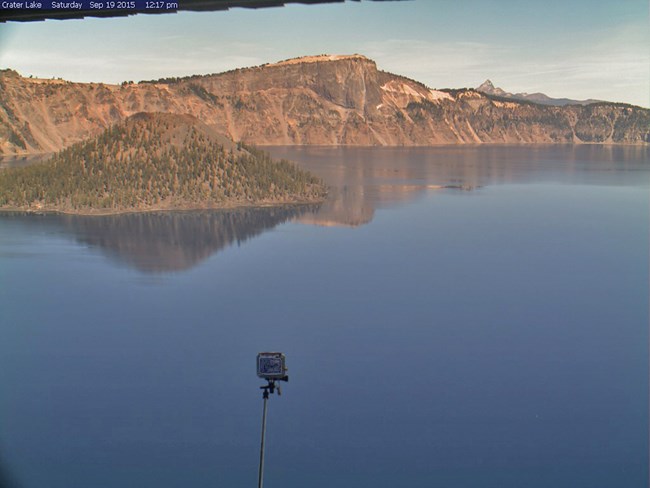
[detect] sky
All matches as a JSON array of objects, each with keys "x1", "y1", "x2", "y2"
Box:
[{"x1": 0, "y1": 0, "x2": 648, "y2": 107}]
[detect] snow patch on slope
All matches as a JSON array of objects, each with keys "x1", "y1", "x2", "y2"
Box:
[
  {"x1": 429, "y1": 90, "x2": 453, "y2": 101},
  {"x1": 381, "y1": 81, "x2": 423, "y2": 98}
]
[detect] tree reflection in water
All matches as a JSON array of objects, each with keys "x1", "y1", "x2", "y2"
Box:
[
  {"x1": 63, "y1": 206, "x2": 318, "y2": 273},
  {"x1": 0, "y1": 205, "x2": 318, "y2": 274}
]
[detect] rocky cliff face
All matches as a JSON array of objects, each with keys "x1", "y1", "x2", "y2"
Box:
[{"x1": 1, "y1": 55, "x2": 648, "y2": 156}]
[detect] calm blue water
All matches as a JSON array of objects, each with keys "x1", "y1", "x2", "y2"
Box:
[{"x1": 0, "y1": 145, "x2": 648, "y2": 488}]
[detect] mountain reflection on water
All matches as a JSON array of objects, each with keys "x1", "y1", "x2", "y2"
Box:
[
  {"x1": 266, "y1": 144, "x2": 650, "y2": 227},
  {"x1": 1, "y1": 205, "x2": 316, "y2": 273},
  {"x1": 69, "y1": 206, "x2": 320, "y2": 272}
]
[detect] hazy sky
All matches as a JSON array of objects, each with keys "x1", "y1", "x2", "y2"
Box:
[{"x1": 0, "y1": 0, "x2": 648, "y2": 106}]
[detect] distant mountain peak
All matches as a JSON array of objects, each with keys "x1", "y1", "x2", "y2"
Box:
[
  {"x1": 475, "y1": 80, "x2": 601, "y2": 106},
  {"x1": 476, "y1": 79, "x2": 508, "y2": 98},
  {"x1": 478, "y1": 79, "x2": 495, "y2": 90}
]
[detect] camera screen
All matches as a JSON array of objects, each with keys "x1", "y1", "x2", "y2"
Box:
[
  {"x1": 259, "y1": 357, "x2": 282, "y2": 375},
  {"x1": 257, "y1": 353, "x2": 285, "y2": 378}
]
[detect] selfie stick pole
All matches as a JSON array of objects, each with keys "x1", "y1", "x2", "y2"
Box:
[{"x1": 258, "y1": 381, "x2": 273, "y2": 488}]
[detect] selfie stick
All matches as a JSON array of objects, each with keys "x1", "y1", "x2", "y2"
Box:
[
  {"x1": 257, "y1": 353, "x2": 288, "y2": 488},
  {"x1": 258, "y1": 380, "x2": 272, "y2": 488}
]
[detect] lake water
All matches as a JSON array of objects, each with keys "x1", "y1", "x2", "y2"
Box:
[{"x1": 0, "y1": 145, "x2": 648, "y2": 488}]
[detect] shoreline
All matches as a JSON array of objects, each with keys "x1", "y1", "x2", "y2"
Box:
[{"x1": 0, "y1": 197, "x2": 325, "y2": 217}]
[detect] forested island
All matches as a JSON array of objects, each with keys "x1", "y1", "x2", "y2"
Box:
[{"x1": 0, "y1": 112, "x2": 326, "y2": 214}]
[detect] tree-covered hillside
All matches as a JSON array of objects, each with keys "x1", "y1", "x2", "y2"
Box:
[{"x1": 0, "y1": 113, "x2": 326, "y2": 213}]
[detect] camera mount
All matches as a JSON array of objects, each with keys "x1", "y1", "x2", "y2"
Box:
[{"x1": 260, "y1": 375, "x2": 288, "y2": 399}]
